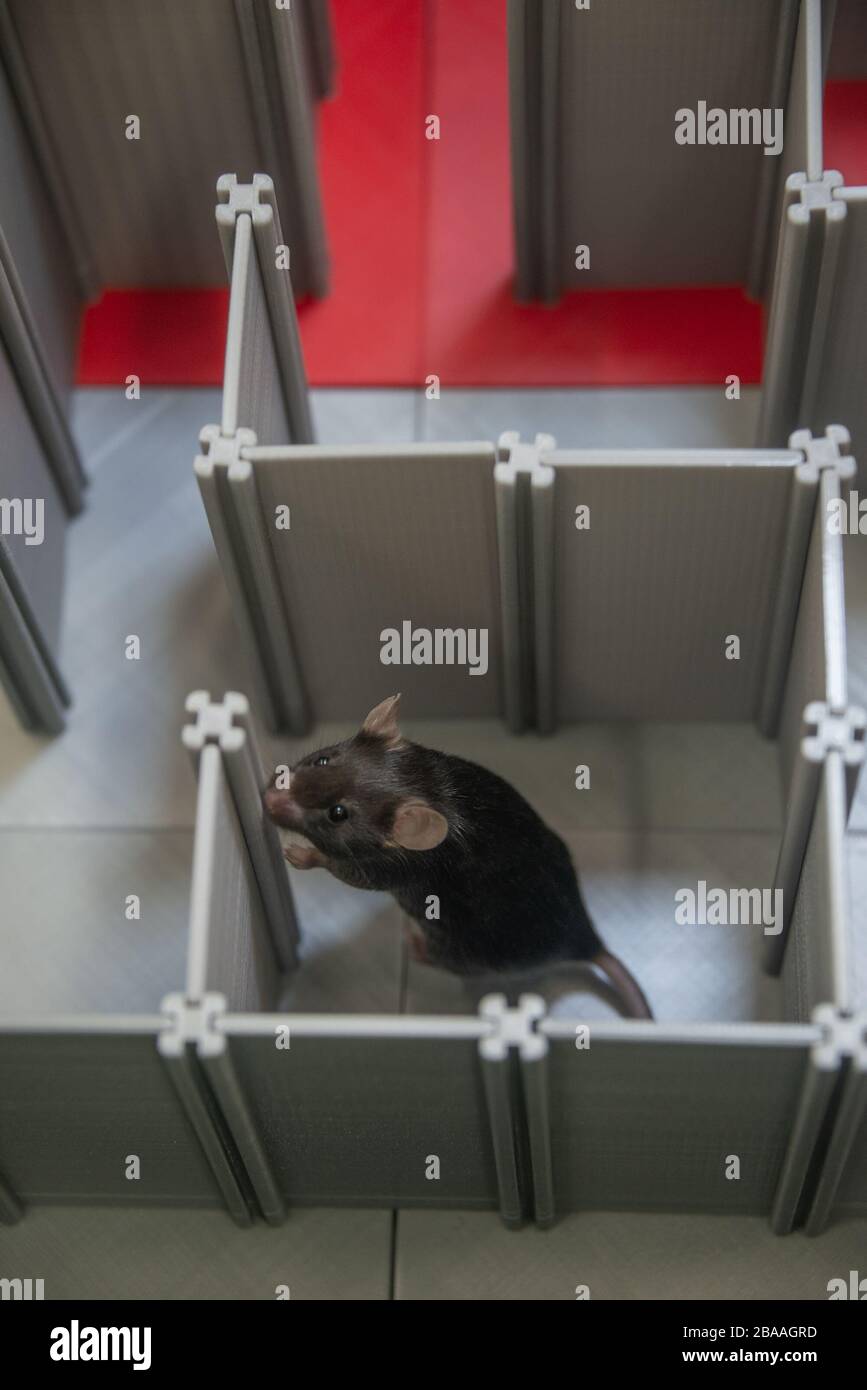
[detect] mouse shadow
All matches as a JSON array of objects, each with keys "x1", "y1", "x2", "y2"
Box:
[{"x1": 277, "y1": 899, "x2": 406, "y2": 1014}]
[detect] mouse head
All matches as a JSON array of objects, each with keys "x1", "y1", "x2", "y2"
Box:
[{"x1": 263, "y1": 695, "x2": 449, "y2": 862}]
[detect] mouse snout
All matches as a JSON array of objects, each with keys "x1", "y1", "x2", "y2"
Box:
[{"x1": 263, "y1": 780, "x2": 300, "y2": 828}]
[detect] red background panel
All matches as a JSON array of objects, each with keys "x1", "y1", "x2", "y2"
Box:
[{"x1": 824, "y1": 80, "x2": 867, "y2": 185}]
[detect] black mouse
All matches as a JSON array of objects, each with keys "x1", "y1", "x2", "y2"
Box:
[{"x1": 264, "y1": 694, "x2": 653, "y2": 1018}]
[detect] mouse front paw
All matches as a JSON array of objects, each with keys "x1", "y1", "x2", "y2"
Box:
[{"x1": 283, "y1": 844, "x2": 327, "y2": 870}]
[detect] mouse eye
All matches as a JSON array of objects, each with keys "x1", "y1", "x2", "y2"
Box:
[
  {"x1": 315, "y1": 755, "x2": 329, "y2": 766},
  {"x1": 328, "y1": 804, "x2": 348, "y2": 823}
]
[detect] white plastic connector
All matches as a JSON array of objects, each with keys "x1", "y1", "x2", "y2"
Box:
[
  {"x1": 158, "y1": 992, "x2": 227, "y2": 1060},
  {"x1": 478, "y1": 993, "x2": 548, "y2": 1062}
]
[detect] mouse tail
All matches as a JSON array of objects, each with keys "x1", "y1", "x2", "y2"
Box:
[{"x1": 589, "y1": 949, "x2": 654, "y2": 1020}]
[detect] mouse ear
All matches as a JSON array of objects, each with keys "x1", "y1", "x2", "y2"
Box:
[
  {"x1": 361, "y1": 693, "x2": 403, "y2": 748},
  {"x1": 390, "y1": 800, "x2": 448, "y2": 851}
]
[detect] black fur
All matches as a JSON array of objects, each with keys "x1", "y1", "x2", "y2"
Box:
[{"x1": 266, "y1": 729, "x2": 603, "y2": 975}]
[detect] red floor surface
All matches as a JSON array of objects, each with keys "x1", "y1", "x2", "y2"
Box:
[
  {"x1": 295, "y1": 0, "x2": 427, "y2": 383},
  {"x1": 76, "y1": 288, "x2": 229, "y2": 387},
  {"x1": 824, "y1": 81, "x2": 867, "y2": 186},
  {"x1": 82, "y1": 5, "x2": 867, "y2": 389}
]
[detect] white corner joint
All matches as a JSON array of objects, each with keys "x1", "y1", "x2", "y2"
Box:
[
  {"x1": 478, "y1": 993, "x2": 548, "y2": 1062},
  {"x1": 158, "y1": 991, "x2": 227, "y2": 1061}
]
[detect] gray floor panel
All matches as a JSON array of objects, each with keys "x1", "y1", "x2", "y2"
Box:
[
  {"x1": 279, "y1": 874, "x2": 404, "y2": 1014},
  {"x1": 0, "y1": 389, "x2": 247, "y2": 827},
  {"x1": 73, "y1": 389, "x2": 221, "y2": 482},
  {"x1": 0, "y1": 830, "x2": 191, "y2": 1014},
  {"x1": 0, "y1": 1205, "x2": 391, "y2": 1300},
  {"x1": 393, "y1": 1209, "x2": 867, "y2": 1301},
  {"x1": 419, "y1": 387, "x2": 761, "y2": 449},
  {"x1": 311, "y1": 387, "x2": 418, "y2": 445}
]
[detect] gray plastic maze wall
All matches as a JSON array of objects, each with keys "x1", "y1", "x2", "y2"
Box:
[
  {"x1": 0, "y1": 0, "x2": 332, "y2": 299},
  {"x1": 508, "y1": 0, "x2": 802, "y2": 301},
  {"x1": 0, "y1": 295, "x2": 74, "y2": 732}
]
